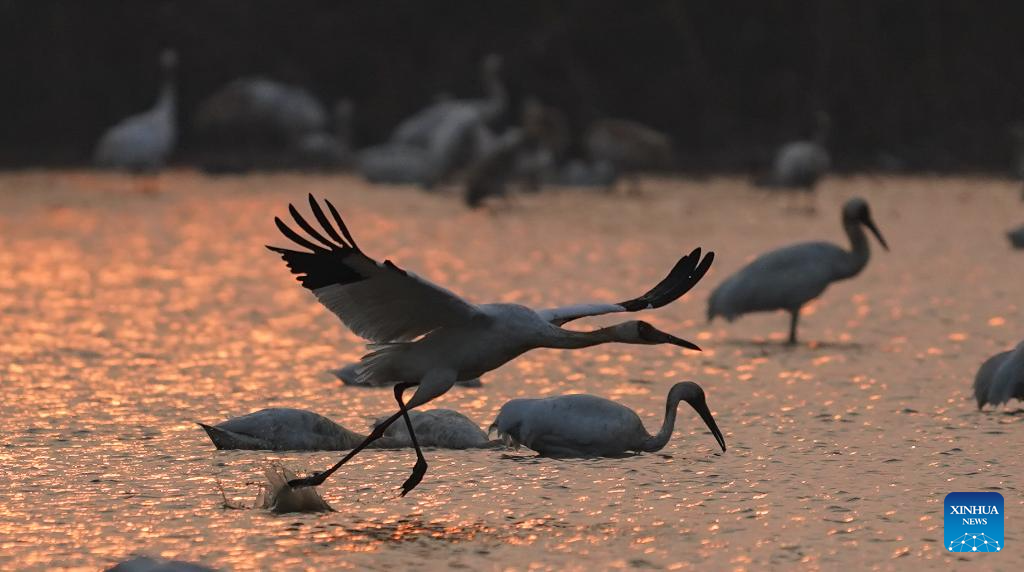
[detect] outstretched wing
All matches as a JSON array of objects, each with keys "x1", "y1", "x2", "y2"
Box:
[
  {"x1": 537, "y1": 248, "x2": 714, "y2": 326},
  {"x1": 267, "y1": 194, "x2": 486, "y2": 342}
]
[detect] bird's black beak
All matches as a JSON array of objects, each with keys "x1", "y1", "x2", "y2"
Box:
[
  {"x1": 639, "y1": 323, "x2": 701, "y2": 351},
  {"x1": 688, "y1": 398, "x2": 727, "y2": 452},
  {"x1": 863, "y1": 216, "x2": 889, "y2": 251}
]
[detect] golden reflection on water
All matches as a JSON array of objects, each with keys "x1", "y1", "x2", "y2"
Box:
[{"x1": 0, "y1": 173, "x2": 1022, "y2": 569}]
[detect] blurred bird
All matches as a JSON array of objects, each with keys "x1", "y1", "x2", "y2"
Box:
[
  {"x1": 194, "y1": 78, "x2": 351, "y2": 171},
  {"x1": 584, "y1": 118, "x2": 673, "y2": 192},
  {"x1": 464, "y1": 128, "x2": 530, "y2": 208},
  {"x1": 200, "y1": 407, "x2": 496, "y2": 450},
  {"x1": 756, "y1": 111, "x2": 831, "y2": 191},
  {"x1": 391, "y1": 54, "x2": 506, "y2": 147},
  {"x1": 106, "y1": 556, "x2": 212, "y2": 572},
  {"x1": 490, "y1": 381, "x2": 725, "y2": 457},
  {"x1": 267, "y1": 195, "x2": 713, "y2": 493},
  {"x1": 974, "y1": 342, "x2": 1024, "y2": 409},
  {"x1": 93, "y1": 49, "x2": 177, "y2": 174},
  {"x1": 708, "y1": 197, "x2": 888, "y2": 344}
]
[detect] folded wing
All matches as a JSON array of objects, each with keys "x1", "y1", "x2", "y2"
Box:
[{"x1": 267, "y1": 194, "x2": 485, "y2": 342}]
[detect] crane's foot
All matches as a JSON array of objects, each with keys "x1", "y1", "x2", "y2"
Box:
[
  {"x1": 399, "y1": 458, "x2": 428, "y2": 497},
  {"x1": 288, "y1": 471, "x2": 329, "y2": 489}
]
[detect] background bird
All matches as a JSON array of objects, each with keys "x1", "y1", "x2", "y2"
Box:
[
  {"x1": 194, "y1": 77, "x2": 351, "y2": 171},
  {"x1": 1008, "y1": 224, "x2": 1024, "y2": 249},
  {"x1": 93, "y1": 49, "x2": 177, "y2": 174},
  {"x1": 708, "y1": 196, "x2": 888, "y2": 344},
  {"x1": 584, "y1": 118, "x2": 673, "y2": 192},
  {"x1": 755, "y1": 111, "x2": 831, "y2": 191},
  {"x1": 974, "y1": 342, "x2": 1024, "y2": 409},
  {"x1": 266, "y1": 194, "x2": 713, "y2": 494},
  {"x1": 199, "y1": 407, "x2": 495, "y2": 450},
  {"x1": 490, "y1": 381, "x2": 725, "y2": 457}
]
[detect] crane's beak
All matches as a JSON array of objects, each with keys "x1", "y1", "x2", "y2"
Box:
[
  {"x1": 688, "y1": 399, "x2": 727, "y2": 452},
  {"x1": 863, "y1": 216, "x2": 889, "y2": 251},
  {"x1": 643, "y1": 326, "x2": 701, "y2": 351}
]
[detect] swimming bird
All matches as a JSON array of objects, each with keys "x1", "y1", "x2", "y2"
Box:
[
  {"x1": 94, "y1": 49, "x2": 177, "y2": 172},
  {"x1": 267, "y1": 195, "x2": 714, "y2": 494},
  {"x1": 199, "y1": 407, "x2": 494, "y2": 450},
  {"x1": 755, "y1": 111, "x2": 831, "y2": 191},
  {"x1": 974, "y1": 342, "x2": 1024, "y2": 409},
  {"x1": 708, "y1": 197, "x2": 888, "y2": 345},
  {"x1": 489, "y1": 381, "x2": 725, "y2": 457}
]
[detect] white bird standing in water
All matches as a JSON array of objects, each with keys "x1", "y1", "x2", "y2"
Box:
[
  {"x1": 267, "y1": 195, "x2": 714, "y2": 494},
  {"x1": 974, "y1": 342, "x2": 1024, "y2": 409},
  {"x1": 94, "y1": 49, "x2": 177, "y2": 172},
  {"x1": 708, "y1": 197, "x2": 888, "y2": 344},
  {"x1": 490, "y1": 381, "x2": 725, "y2": 457}
]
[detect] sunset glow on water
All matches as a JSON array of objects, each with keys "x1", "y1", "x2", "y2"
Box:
[{"x1": 0, "y1": 172, "x2": 1021, "y2": 570}]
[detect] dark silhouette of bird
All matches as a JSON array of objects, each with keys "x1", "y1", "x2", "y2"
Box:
[
  {"x1": 490, "y1": 382, "x2": 725, "y2": 457},
  {"x1": 708, "y1": 197, "x2": 888, "y2": 344},
  {"x1": 974, "y1": 342, "x2": 1024, "y2": 409}
]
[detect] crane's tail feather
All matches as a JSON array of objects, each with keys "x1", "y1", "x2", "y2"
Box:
[{"x1": 618, "y1": 247, "x2": 714, "y2": 311}]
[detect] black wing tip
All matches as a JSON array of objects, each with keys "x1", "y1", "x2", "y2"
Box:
[{"x1": 617, "y1": 246, "x2": 715, "y2": 311}]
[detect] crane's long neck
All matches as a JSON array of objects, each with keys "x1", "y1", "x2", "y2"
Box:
[
  {"x1": 156, "y1": 67, "x2": 176, "y2": 118},
  {"x1": 640, "y1": 391, "x2": 681, "y2": 452},
  {"x1": 480, "y1": 64, "x2": 506, "y2": 124},
  {"x1": 541, "y1": 324, "x2": 632, "y2": 349},
  {"x1": 838, "y1": 220, "x2": 870, "y2": 279}
]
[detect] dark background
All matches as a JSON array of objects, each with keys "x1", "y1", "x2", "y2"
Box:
[{"x1": 2, "y1": 0, "x2": 1023, "y2": 173}]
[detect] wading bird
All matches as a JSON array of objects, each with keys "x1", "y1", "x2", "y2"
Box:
[
  {"x1": 200, "y1": 407, "x2": 495, "y2": 450},
  {"x1": 94, "y1": 49, "x2": 177, "y2": 173},
  {"x1": 756, "y1": 111, "x2": 831, "y2": 191},
  {"x1": 974, "y1": 342, "x2": 1024, "y2": 409},
  {"x1": 489, "y1": 381, "x2": 725, "y2": 457},
  {"x1": 708, "y1": 197, "x2": 888, "y2": 345},
  {"x1": 267, "y1": 195, "x2": 713, "y2": 494}
]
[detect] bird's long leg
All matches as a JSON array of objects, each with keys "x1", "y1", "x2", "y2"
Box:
[
  {"x1": 287, "y1": 410, "x2": 405, "y2": 488},
  {"x1": 394, "y1": 381, "x2": 428, "y2": 497},
  {"x1": 787, "y1": 310, "x2": 800, "y2": 345}
]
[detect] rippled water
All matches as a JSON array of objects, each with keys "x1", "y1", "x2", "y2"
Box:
[{"x1": 1, "y1": 171, "x2": 1021, "y2": 570}]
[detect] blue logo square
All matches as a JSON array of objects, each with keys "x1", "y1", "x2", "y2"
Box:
[{"x1": 945, "y1": 492, "x2": 1004, "y2": 553}]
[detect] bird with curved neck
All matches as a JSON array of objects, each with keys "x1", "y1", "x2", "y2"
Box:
[
  {"x1": 93, "y1": 49, "x2": 177, "y2": 173},
  {"x1": 974, "y1": 341, "x2": 1024, "y2": 410},
  {"x1": 489, "y1": 382, "x2": 726, "y2": 457},
  {"x1": 266, "y1": 195, "x2": 713, "y2": 494},
  {"x1": 708, "y1": 197, "x2": 889, "y2": 345}
]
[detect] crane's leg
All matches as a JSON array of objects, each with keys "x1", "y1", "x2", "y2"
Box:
[
  {"x1": 787, "y1": 309, "x2": 800, "y2": 345},
  {"x1": 394, "y1": 382, "x2": 428, "y2": 496}
]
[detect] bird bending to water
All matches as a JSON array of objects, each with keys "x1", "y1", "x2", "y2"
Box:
[
  {"x1": 267, "y1": 195, "x2": 714, "y2": 494},
  {"x1": 94, "y1": 49, "x2": 177, "y2": 173},
  {"x1": 490, "y1": 381, "x2": 725, "y2": 457},
  {"x1": 708, "y1": 197, "x2": 888, "y2": 344},
  {"x1": 200, "y1": 407, "x2": 495, "y2": 450},
  {"x1": 974, "y1": 342, "x2": 1024, "y2": 409}
]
